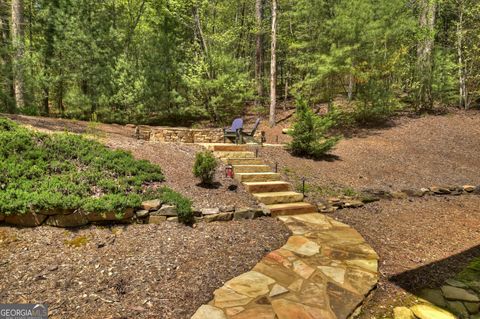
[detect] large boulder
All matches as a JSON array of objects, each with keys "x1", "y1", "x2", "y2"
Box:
[
  {"x1": 233, "y1": 208, "x2": 263, "y2": 220},
  {"x1": 141, "y1": 199, "x2": 162, "y2": 211},
  {"x1": 5, "y1": 213, "x2": 47, "y2": 227},
  {"x1": 152, "y1": 205, "x2": 177, "y2": 217},
  {"x1": 45, "y1": 212, "x2": 88, "y2": 227},
  {"x1": 86, "y1": 208, "x2": 134, "y2": 222}
]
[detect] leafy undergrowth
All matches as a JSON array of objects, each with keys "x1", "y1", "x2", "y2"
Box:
[{"x1": 0, "y1": 117, "x2": 192, "y2": 216}]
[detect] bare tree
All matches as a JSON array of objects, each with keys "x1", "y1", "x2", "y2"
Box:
[
  {"x1": 11, "y1": 0, "x2": 25, "y2": 110},
  {"x1": 416, "y1": 0, "x2": 436, "y2": 111},
  {"x1": 269, "y1": 0, "x2": 277, "y2": 127},
  {"x1": 255, "y1": 0, "x2": 264, "y2": 105}
]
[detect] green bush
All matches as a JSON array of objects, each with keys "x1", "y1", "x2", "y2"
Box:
[
  {"x1": 0, "y1": 117, "x2": 192, "y2": 215},
  {"x1": 287, "y1": 100, "x2": 341, "y2": 158},
  {"x1": 193, "y1": 151, "x2": 218, "y2": 185},
  {"x1": 142, "y1": 187, "x2": 194, "y2": 225}
]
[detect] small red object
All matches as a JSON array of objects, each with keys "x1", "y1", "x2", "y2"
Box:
[{"x1": 225, "y1": 165, "x2": 234, "y2": 178}]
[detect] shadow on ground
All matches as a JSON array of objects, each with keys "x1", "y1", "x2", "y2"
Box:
[{"x1": 390, "y1": 245, "x2": 480, "y2": 292}]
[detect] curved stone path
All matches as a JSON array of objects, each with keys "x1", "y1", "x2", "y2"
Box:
[{"x1": 192, "y1": 213, "x2": 379, "y2": 319}]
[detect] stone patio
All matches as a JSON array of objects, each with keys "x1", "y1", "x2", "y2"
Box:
[{"x1": 192, "y1": 213, "x2": 379, "y2": 319}]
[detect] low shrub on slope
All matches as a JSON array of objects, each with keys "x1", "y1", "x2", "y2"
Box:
[{"x1": 0, "y1": 117, "x2": 191, "y2": 216}]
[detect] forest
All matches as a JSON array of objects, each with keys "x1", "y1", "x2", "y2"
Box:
[{"x1": 0, "y1": 0, "x2": 479, "y2": 126}]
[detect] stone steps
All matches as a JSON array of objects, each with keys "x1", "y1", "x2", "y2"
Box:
[
  {"x1": 205, "y1": 144, "x2": 252, "y2": 152},
  {"x1": 253, "y1": 191, "x2": 304, "y2": 205},
  {"x1": 226, "y1": 158, "x2": 265, "y2": 165},
  {"x1": 243, "y1": 181, "x2": 292, "y2": 193},
  {"x1": 266, "y1": 202, "x2": 317, "y2": 217},
  {"x1": 214, "y1": 151, "x2": 255, "y2": 159},
  {"x1": 233, "y1": 165, "x2": 272, "y2": 173},
  {"x1": 234, "y1": 172, "x2": 281, "y2": 183}
]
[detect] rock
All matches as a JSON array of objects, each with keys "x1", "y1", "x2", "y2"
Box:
[
  {"x1": 167, "y1": 217, "x2": 179, "y2": 222},
  {"x1": 191, "y1": 305, "x2": 227, "y2": 319},
  {"x1": 441, "y1": 285, "x2": 480, "y2": 302},
  {"x1": 152, "y1": 205, "x2": 177, "y2": 217},
  {"x1": 343, "y1": 200, "x2": 364, "y2": 208},
  {"x1": 418, "y1": 288, "x2": 447, "y2": 307},
  {"x1": 361, "y1": 188, "x2": 391, "y2": 198},
  {"x1": 135, "y1": 210, "x2": 150, "y2": 218},
  {"x1": 282, "y1": 128, "x2": 292, "y2": 134},
  {"x1": 430, "y1": 186, "x2": 451, "y2": 195},
  {"x1": 201, "y1": 207, "x2": 220, "y2": 215},
  {"x1": 474, "y1": 186, "x2": 480, "y2": 195},
  {"x1": 391, "y1": 191, "x2": 408, "y2": 199},
  {"x1": 402, "y1": 188, "x2": 427, "y2": 197},
  {"x1": 463, "y1": 185, "x2": 476, "y2": 193},
  {"x1": 39, "y1": 208, "x2": 76, "y2": 216},
  {"x1": 446, "y1": 300, "x2": 469, "y2": 318},
  {"x1": 224, "y1": 271, "x2": 275, "y2": 298},
  {"x1": 233, "y1": 208, "x2": 263, "y2": 220},
  {"x1": 45, "y1": 212, "x2": 88, "y2": 227},
  {"x1": 220, "y1": 206, "x2": 235, "y2": 212},
  {"x1": 204, "y1": 213, "x2": 233, "y2": 223},
  {"x1": 86, "y1": 209, "x2": 134, "y2": 222},
  {"x1": 283, "y1": 236, "x2": 320, "y2": 256},
  {"x1": 269, "y1": 284, "x2": 289, "y2": 297},
  {"x1": 464, "y1": 302, "x2": 480, "y2": 314},
  {"x1": 445, "y1": 279, "x2": 469, "y2": 288},
  {"x1": 320, "y1": 206, "x2": 338, "y2": 213},
  {"x1": 411, "y1": 304, "x2": 457, "y2": 319},
  {"x1": 5, "y1": 213, "x2": 47, "y2": 227},
  {"x1": 141, "y1": 199, "x2": 162, "y2": 211},
  {"x1": 149, "y1": 215, "x2": 167, "y2": 224},
  {"x1": 393, "y1": 307, "x2": 415, "y2": 319}
]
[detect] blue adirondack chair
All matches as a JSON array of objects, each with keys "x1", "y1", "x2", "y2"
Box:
[
  {"x1": 223, "y1": 118, "x2": 243, "y2": 144},
  {"x1": 239, "y1": 118, "x2": 261, "y2": 144}
]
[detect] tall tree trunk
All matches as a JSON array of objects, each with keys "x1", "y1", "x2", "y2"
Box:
[
  {"x1": 347, "y1": 73, "x2": 354, "y2": 101},
  {"x1": 42, "y1": 0, "x2": 58, "y2": 116},
  {"x1": 269, "y1": 0, "x2": 277, "y2": 127},
  {"x1": 0, "y1": 0, "x2": 15, "y2": 112},
  {"x1": 416, "y1": 0, "x2": 436, "y2": 112},
  {"x1": 456, "y1": 0, "x2": 468, "y2": 109},
  {"x1": 11, "y1": 0, "x2": 25, "y2": 111},
  {"x1": 255, "y1": 0, "x2": 264, "y2": 105}
]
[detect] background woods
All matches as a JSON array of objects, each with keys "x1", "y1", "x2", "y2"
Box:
[{"x1": 0, "y1": 0, "x2": 478, "y2": 126}]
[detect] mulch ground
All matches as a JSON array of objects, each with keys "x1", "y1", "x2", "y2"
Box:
[
  {"x1": 0, "y1": 219, "x2": 290, "y2": 319},
  {"x1": 4, "y1": 110, "x2": 480, "y2": 318},
  {"x1": 260, "y1": 110, "x2": 480, "y2": 191},
  {"x1": 332, "y1": 195, "x2": 480, "y2": 318}
]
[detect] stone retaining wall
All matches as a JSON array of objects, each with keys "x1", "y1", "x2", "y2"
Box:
[
  {"x1": 133, "y1": 125, "x2": 262, "y2": 144},
  {"x1": 0, "y1": 201, "x2": 266, "y2": 228},
  {"x1": 150, "y1": 127, "x2": 225, "y2": 143}
]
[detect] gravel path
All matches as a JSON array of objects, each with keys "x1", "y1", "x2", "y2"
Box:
[
  {"x1": 0, "y1": 219, "x2": 290, "y2": 319},
  {"x1": 332, "y1": 195, "x2": 480, "y2": 318}
]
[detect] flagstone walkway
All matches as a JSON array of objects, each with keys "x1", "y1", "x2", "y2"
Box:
[
  {"x1": 192, "y1": 144, "x2": 379, "y2": 319},
  {"x1": 192, "y1": 213, "x2": 379, "y2": 319}
]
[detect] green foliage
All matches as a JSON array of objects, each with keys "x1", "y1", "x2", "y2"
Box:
[
  {"x1": 159, "y1": 187, "x2": 194, "y2": 225},
  {"x1": 193, "y1": 151, "x2": 218, "y2": 185},
  {"x1": 0, "y1": 117, "x2": 176, "y2": 215},
  {"x1": 1, "y1": 0, "x2": 479, "y2": 121},
  {"x1": 288, "y1": 100, "x2": 341, "y2": 158}
]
